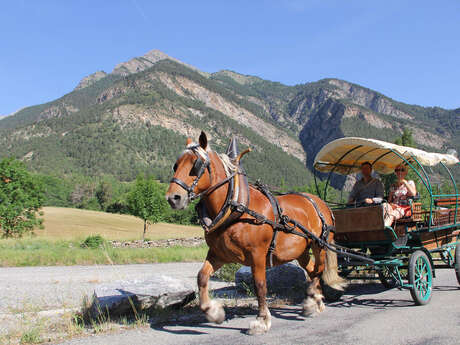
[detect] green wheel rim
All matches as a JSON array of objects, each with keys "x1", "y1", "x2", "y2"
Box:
[{"x1": 414, "y1": 256, "x2": 432, "y2": 301}]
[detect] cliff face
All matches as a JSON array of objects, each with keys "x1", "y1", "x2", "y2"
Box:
[{"x1": 0, "y1": 50, "x2": 458, "y2": 188}]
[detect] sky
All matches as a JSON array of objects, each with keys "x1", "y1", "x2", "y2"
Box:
[{"x1": 1, "y1": 0, "x2": 459, "y2": 115}]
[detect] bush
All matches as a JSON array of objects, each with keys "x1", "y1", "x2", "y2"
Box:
[
  {"x1": 214, "y1": 263, "x2": 242, "y2": 282},
  {"x1": 81, "y1": 235, "x2": 105, "y2": 249}
]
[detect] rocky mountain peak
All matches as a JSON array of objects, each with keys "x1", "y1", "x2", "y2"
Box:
[
  {"x1": 325, "y1": 78, "x2": 413, "y2": 120},
  {"x1": 74, "y1": 71, "x2": 108, "y2": 90},
  {"x1": 111, "y1": 49, "x2": 208, "y2": 77}
]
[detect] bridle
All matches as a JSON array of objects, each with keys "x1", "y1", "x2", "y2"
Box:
[
  {"x1": 170, "y1": 145, "x2": 241, "y2": 202},
  {"x1": 170, "y1": 145, "x2": 213, "y2": 201}
]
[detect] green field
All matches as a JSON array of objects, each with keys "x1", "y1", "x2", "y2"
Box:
[{"x1": 0, "y1": 207, "x2": 207, "y2": 267}]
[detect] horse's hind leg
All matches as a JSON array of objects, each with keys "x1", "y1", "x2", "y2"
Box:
[
  {"x1": 198, "y1": 251, "x2": 224, "y2": 324},
  {"x1": 247, "y1": 253, "x2": 271, "y2": 335},
  {"x1": 298, "y1": 245, "x2": 326, "y2": 317}
]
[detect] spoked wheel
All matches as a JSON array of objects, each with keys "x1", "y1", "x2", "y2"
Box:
[
  {"x1": 455, "y1": 243, "x2": 460, "y2": 285},
  {"x1": 378, "y1": 266, "x2": 398, "y2": 289},
  {"x1": 408, "y1": 250, "x2": 433, "y2": 305}
]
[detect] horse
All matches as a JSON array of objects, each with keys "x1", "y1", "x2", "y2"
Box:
[{"x1": 166, "y1": 132, "x2": 345, "y2": 335}]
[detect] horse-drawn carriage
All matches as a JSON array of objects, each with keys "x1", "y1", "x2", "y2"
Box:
[
  {"x1": 313, "y1": 137, "x2": 460, "y2": 305},
  {"x1": 167, "y1": 133, "x2": 459, "y2": 335}
]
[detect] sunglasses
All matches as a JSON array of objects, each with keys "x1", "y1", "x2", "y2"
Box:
[{"x1": 395, "y1": 168, "x2": 406, "y2": 172}]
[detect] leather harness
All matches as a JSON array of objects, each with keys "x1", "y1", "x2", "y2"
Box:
[{"x1": 170, "y1": 146, "x2": 374, "y2": 266}]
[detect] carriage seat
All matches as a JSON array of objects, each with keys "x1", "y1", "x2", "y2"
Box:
[
  {"x1": 333, "y1": 204, "x2": 384, "y2": 233},
  {"x1": 332, "y1": 205, "x2": 398, "y2": 244}
]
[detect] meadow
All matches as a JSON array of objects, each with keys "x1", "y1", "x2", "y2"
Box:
[
  {"x1": 0, "y1": 207, "x2": 207, "y2": 267},
  {"x1": 38, "y1": 207, "x2": 203, "y2": 241}
]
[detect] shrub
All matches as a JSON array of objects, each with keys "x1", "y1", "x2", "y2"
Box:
[
  {"x1": 214, "y1": 263, "x2": 242, "y2": 282},
  {"x1": 81, "y1": 235, "x2": 105, "y2": 249}
]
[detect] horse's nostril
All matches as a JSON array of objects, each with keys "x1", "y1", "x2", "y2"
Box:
[{"x1": 173, "y1": 194, "x2": 181, "y2": 200}]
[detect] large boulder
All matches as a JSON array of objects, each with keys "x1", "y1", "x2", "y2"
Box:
[
  {"x1": 235, "y1": 263, "x2": 308, "y2": 297},
  {"x1": 89, "y1": 275, "x2": 195, "y2": 317}
]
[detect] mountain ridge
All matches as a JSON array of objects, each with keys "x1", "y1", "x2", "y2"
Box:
[{"x1": 1, "y1": 50, "x2": 458, "y2": 188}]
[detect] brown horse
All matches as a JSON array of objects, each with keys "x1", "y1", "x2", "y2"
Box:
[{"x1": 166, "y1": 132, "x2": 345, "y2": 335}]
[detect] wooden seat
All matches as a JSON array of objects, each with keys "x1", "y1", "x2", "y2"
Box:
[
  {"x1": 333, "y1": 205, "x2": 384, "y2": 233},
  {"x1": 434, "y1": 198, "x2": 459, "y2": 207},
  {"x1": 332, "y1": 205, "x2": 399, "y2": 244}
]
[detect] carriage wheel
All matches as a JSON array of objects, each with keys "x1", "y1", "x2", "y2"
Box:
[
  {"x1": 455, "y1": 243, "x2": 460, "y2": 285},
  {"x1": 408, "y1": 250, "x2": 433, "y2": 305},
  {"x1": 378, "y1": 266, "x2": 398, "y2": 289}
]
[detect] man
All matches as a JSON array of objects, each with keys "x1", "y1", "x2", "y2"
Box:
[{"x1": 348, "y1": 162, "x2": 384, "y2": 205}]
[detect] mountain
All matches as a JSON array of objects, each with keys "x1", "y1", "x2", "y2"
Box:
[{"x1": 1, "y1": 50, "x2": 458, "y2": 189}]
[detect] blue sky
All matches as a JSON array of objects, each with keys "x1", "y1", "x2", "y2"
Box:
[{"x1": 1, "y1": 0, "x2": 459, "y2": 115}]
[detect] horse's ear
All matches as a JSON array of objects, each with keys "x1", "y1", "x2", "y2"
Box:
[
  {"x1": 186, "y1": 137, "x2": 193, "y2": 146},
  {"x1": 199, "y1": 131, "x2": 208, "y2": 150}
]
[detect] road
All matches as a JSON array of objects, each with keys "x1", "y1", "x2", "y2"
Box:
[
  {"x1": 53, "y1": 268, "x2": 459, "y2": 345},
  {"x1": 0, "y1": 263, "x2": 209, "y2": 314}
]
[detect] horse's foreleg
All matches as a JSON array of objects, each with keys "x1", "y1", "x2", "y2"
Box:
[
  {"x1": 247, "y1": 254, "x2": 271, "y2": 335},
  {"x1": 298, "y1": 245, "x2": 326, "y2": 317},
  {"x1": 197, "y1": 251, "x2": 224, "y2": 324}
]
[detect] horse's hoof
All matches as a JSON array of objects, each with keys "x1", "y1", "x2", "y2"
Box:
[
  {"x1": 247, "y1": 317, "x2": 270, "y2": 335},
  {"x1": 302, "y1": 296, "x2": 320, "y2": 317},
  {"x1": 314, "y1": 293, "x2": 326, "y2": 313},
  {"x1": 205, "y1": 300, "x2": 225, "y2": 324}
]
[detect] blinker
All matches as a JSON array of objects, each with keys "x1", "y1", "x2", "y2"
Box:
[{"x1": 190, "y1": 158, "x2": 205, "y2": 176}]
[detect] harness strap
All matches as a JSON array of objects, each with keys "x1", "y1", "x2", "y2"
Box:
[
  {"x1": 229, "y1": 200, "x2": 375, "y2": 265},
  {"x1": 284, "y1": 192, "x2": 336, "y2": 244},
  {"x1": 254, "y1": 181, "x2": 283, "y2": 267}
]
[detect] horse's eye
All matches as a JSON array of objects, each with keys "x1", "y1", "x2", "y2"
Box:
[{"x1": 172, "y1": 163, "x2": 178, "y2": 172}]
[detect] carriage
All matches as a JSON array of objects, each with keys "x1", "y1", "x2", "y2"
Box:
[{"x1": 313, "y1": 137, "x2": 460, "y2": 305}]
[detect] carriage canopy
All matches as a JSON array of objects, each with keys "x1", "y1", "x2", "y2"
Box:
[{"x1": 313, "y1": 137, "x2": 459, "y2": 175}]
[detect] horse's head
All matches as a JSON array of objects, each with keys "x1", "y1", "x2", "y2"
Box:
[{"x1": 166, "y1": 132, "x2": 212, "y2": 209}]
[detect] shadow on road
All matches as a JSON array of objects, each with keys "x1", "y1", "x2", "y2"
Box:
[
  {"x1": 329, "y1": 297, "x2": 414, "y2": 309},
  {"x1": 149, "y1": 305, "x2": 309, "y2": 335},
  {"x1": 433, "y1": 285, "x2": 459, "y2": 291},
  {"x1": 150, "y1": 305, "x2": 255, "y2": 335}
]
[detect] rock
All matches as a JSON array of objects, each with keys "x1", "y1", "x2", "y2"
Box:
[
  {"x1": 89, "y1": 275, "x2": 195, "y2": 317},
  {"x1": 109, "y1": 237, "x2": 205, "y2": 248},
  {"x1": 235, "y1": 263, "x2": 308, "y2": 297}
]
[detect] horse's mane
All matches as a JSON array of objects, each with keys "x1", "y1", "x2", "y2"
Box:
[
  {"x1": 183, "y1": 142, "x2": 237, "y2": 177},
  {"x1": 218, "y1": 153, "x2": 237, "y2": 176}
]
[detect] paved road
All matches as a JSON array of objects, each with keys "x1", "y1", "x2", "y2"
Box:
[
  {"x1": 55, "y1": 269, "x2": 459, "y2": 345},
  {"x1": 0, "y1": 263, "x2": 213, "y2": 314}
]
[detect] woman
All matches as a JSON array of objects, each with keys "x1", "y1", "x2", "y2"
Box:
[{"x1": 383, "y1": 164, "x2": 417, "y2": 226}]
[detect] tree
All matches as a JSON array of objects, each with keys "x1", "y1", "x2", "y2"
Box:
[
  {"x1": 96, "y1": 181, "x2": 112, "y2": 210},
  {"x1": 395, "y1": 128, "x2": 415, "y2": 148},
  {"x1": 383, "y1": 129, "x2": 417, "y2": 194},
  {"x1": 127, "y1": 175, "x2": 168, "y2": 239},
  {"x1": 0, "y1": 158, "x2": 44, "y2": 238}
]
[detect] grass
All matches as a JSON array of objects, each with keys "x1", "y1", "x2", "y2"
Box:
[
  {"x1": 215, "y1": 263, "x2": 242, "y2": 282},
  {"x1": 0, "y1": 207, "x2": 208, "y2": 267},
  {"x1": 19, "y1": 327, "x2": 42, "y2": 344},
  {"x1": 0, "y1": 239, "x2": 208, "y2": 267},
  {"x1": 37, "y1": 207, "x2": 203, "y2": 241}
]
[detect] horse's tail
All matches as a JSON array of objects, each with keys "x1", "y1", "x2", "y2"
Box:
[{"x1": 322, "y1": 239, "x2": 347, "y2": 301}]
